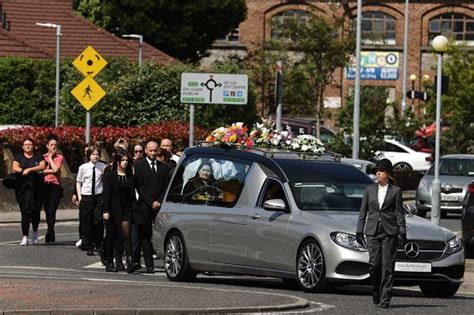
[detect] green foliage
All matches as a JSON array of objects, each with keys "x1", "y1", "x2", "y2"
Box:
[
  {"x1": 430, "y1": 44, "x2": 474, "y2": 154},
  {"x1": 73, "y1": 0, "x2": 247, "y2": 63},
  {"x1": 0, "y1": 56, "x2": 256, "y2": 130},
  {"x1": 252, "y1": 14, "x2": 354, "y2": 130},
  {"x1": 244, "y1": 48, "x2": 281, "y2": 117},
  {"x1": 0, "y1": 57, "x2": 56, "y2": 125},
  {"x1": 329, "y1": 86, "x2": 390, "y2": 160}
]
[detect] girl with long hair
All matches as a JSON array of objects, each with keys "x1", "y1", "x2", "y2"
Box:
[{"x1": 101, "y1": 149, "x2": 136, "y2": 272}]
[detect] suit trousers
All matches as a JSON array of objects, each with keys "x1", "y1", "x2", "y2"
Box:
[
  {"x1": 366, "y1": 222, "x2": 398, "y2": 305},
  {"x1": 79, "y1": 195, "x2": 104, "y2": 250},
  {"x1": 131, "y1": 224, "x2": 141, "y2": 263},
  {"x1": 136, "y1": 222, "x2": 154, "y2": 268}
]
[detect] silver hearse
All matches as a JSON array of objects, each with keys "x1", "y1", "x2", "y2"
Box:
[{"x1": 154, "y1": 146, "x2": 464, "y2": 297}]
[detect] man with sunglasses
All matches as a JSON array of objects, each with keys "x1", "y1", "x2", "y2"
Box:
[{"x1": 132, "y1": 144, "x2": 144, "y2": 164}]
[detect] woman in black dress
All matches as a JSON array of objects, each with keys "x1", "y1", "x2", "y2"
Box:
[
  {"x1": 12, "y1": 137, "x2": 46, "y2": 245},
  {"x1": 102, "y1": 150, "x2": 136, "y2": 272}
]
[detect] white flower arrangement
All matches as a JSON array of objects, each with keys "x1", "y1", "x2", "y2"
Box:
[{"x1": 290, "y1": 134, "x2": 325, "y2": 153}]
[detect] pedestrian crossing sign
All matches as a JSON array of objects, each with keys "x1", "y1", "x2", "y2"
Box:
[
  {"x1": 71, "y1": 76, "x2": 106, "y2": 111},
  {"x1": 72, "y1": 45, "x2": 108, "y2": 78}
]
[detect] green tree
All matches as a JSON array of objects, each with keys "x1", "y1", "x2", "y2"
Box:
[
  {"x1": 424, "y1": 44, "x2": 474, "y2": 154},
  {"x1": 0, "y1": 56, "x2": 256, "y2": 130},
  {"x1": 267, "y1": 13, "x2": 355, "y2": 137},
  {"x1": 0, "y1": 57, "x2": 56, "y2": 125},
  {"x1": 73, "y1": 0, "x2": 247, "y2": 64},
  {"x1": 244, "y1": 48, "x2": 284, "y2": 118},
  {"x1": 330, "y1": 86, "x2": 391, "y2": 160}
]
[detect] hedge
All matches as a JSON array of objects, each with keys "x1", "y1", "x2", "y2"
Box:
[
  {"x1": 0, "y1": 121, "x2": 208, "y2": 173},
  {"x1": 0, "y1": 56, "x2": 257, "y2": 130}
]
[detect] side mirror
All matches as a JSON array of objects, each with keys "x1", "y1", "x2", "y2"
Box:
[
  {"x1": 403, "y1": 204, "x2": 418, "y2": 215},
  {"x1": 263, "y1": 198, "x2": 288, "y2": 212}
]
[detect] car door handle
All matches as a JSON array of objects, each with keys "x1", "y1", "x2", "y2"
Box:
[{"x1": 251, "y1": 214, "x2": 260, "y2": 220}]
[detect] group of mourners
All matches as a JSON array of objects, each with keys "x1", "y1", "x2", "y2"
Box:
[{"x1": 11, "y1": 135, "x2": 180, "y2": 274}]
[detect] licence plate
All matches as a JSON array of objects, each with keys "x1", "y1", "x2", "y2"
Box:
[
  {"x1": 395, "y1": 262, "x2": 432, "y2": 272},
  {"x1": 441, "y1": 195, "x2": 458, "y2": 201}
]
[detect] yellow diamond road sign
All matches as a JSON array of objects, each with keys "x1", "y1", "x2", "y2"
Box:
[
  {"x1": 71, "y1": 76, "x2": 106, "y2": 111},
  {"x1": 72, "y1": 45, "x2": 108, "y2": 78}
]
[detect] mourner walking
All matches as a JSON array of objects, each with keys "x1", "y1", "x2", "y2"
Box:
[{"x1": 356, "y1": 158, "x2": 407, "y2": 308}]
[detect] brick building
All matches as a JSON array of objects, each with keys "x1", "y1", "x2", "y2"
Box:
[
  {"x1": 0, "y1": 0, "x2": 174, "y2": 63},
  {"x1": 203, "y1": 0, "x2": 474, "y2": 125}
]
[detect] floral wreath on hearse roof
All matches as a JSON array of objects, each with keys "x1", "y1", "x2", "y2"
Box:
[{"x1": 205, "y1": 118, "x2": 325, "y2": 153}]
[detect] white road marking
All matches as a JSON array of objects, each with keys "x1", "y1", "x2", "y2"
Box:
[{"x1": 82, "y1": 262, "x2": 105, "y2": 269}]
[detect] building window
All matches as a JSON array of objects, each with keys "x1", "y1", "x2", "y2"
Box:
[
  {"x1": 216, "y1": 28, "x2": 240, "y2": 42},
  {"x1": 429, "y1": 13, "x2": 474, "y2": 45},
  {"x1": 359, "y1": 11, "x2": 396, "y2": 45},
  {"x1": 271, "y1": 9, "x2": 312, "y2": 40}
]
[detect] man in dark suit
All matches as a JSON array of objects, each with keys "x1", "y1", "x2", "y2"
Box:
[
  {"x1": 356, "y1": 159, "x2": 406, "y2": 308},
  {"x1": 131, "y1": 140, "x2": 169, "y2": 273}
]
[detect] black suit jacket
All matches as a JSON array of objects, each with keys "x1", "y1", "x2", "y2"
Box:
[
  {"x1": 133, "y1": 158, "x2": 169, "y2": 224},
  {"x1": 356, "y1": 183, "x2": 406, "y2": 236},
  {"x1": 102, "y1": 170, "x2": 137, "y2": 226}
]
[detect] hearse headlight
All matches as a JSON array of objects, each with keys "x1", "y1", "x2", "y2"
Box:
[
  {"x1": 446, "y1": 236, "x2": 462, "y2": 255},
  {"x1": 330, "y1": 232, "x2": 367, "y2": 252}
]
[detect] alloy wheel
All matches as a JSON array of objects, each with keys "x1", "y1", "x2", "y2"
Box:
[
  {"x1": 297, "y1": 243, "x2": 323, "y2": 289},
  {"x1": 165, "y1": 235, "x2": 184, "y2": 278}
]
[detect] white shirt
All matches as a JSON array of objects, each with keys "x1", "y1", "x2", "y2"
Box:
[
  {"x1": 377, "y1": 184, "x2": 388, "y2": 210},
  {"x1": 171, "y1": 154, "x2": 180, "y2": 163},
  {"x1": 76, "y1": 161, "x2": 106, "y2": 195},
  {"x1": 146, "y1": 157, "x2": 157, "y2": 172}
]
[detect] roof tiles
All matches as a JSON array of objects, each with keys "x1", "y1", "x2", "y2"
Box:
[{"x1": 0, "y1": 0, "x2": 175, "y2": 64}]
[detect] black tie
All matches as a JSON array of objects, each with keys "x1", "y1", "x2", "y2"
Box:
[
  {"x1": 92, "y1": 166, "x2": 96, "y2": 196},
  {"x1": 151, "y1": 161, "x2": 156, "y2": 174}
]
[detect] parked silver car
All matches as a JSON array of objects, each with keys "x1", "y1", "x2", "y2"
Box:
[
  {"x1": 341, "y1": 158, "x2": 376, "y2": 181},
  {"x1": 416, "y1": 154, "x2": 474, "y2": 218},
  {"x1": 155, "y1": 146, "x2": 464, "y2": 297}
]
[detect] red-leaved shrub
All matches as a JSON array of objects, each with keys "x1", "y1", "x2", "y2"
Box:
[{"x1": 0, "y1": 121, "x2": 208, "y2": 173}]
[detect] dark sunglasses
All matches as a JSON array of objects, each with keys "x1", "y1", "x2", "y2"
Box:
[{"x1": 134, "y1": 150, "x2": 143, "y2": 153}]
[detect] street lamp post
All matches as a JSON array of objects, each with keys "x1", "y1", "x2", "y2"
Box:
[
  {"x1": 352, "y1": 0, "x2": 362, "y2": 159},
  {"x1": 36, "y1": 22, "x2": 61, "y2": 127},
  {"x1": 123, "y1": 34, "x2": 143, "y2": 67},
  {"x1": 431, "y1": 35, "x2": 448, "y2": 226}
]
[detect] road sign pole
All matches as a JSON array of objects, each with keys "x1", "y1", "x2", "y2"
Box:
[
  {"x1": 86, "y1": 111, "x2": 91, "y2": 144},
  {"x1": 189, "y1": 104, "x2": 195, "y2": 147}
]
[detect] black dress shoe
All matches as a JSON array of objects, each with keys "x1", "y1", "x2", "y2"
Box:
[
  {"x1": 106, "y1": 263, "x2": 117, "y2": 272},
  {"x1": 380, "y1": 303, "x2": 389, "y2": 308},
  {"x1": 373, "y1": 295, "x2": 380, "y2": 305},
  {"x1": 115, "y1": 259, "x2": 125, "y2": 271},
  {"x1": 145, "y1": 267, "x2": 155, "y2": 274},
  {"x1": 126, "y1": 262, "x2": 141, "y2": 274}
]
